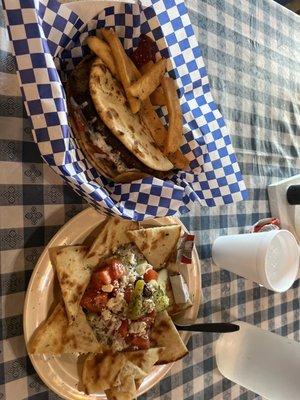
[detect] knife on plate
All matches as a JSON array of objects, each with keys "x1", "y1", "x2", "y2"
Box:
[{"x1": 175, "y1": 322, "x2": 240, "y2": 333}]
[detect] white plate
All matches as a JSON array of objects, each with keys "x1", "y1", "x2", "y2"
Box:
[{"x1": 23, "y1": 208, "x2": 202, "y2": 400}]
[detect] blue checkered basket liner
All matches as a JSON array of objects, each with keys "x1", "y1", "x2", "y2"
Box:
[{"x1": 3, "y1": 0, "x2": 247, "y2": 221}]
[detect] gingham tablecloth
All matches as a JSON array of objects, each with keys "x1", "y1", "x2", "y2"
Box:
[{"x1": 0, "y1": 0, "x2": 299, "y2": 399}]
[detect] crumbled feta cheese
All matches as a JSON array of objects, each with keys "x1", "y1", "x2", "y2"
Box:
[
  {"x1": 142, "y1": 298, "x2": 155, "y2": 313},
  {"x1": 101, "y1": 309, "x2": 111, "y2": 321},
  {"x1": 129, "y1": 321, "x2": 147, "y2": 335},
  {"x1": 102, "y1": 284, "x2": 114, "y2": 293},
  {"x1": 135, "y1": 262, "x2": 151, "y2": 275},
  {"x1": 112, "y1": 339, "x2": 126, "y2": 352},
  {"x1": 107, "y1": 293, "x2": 126, "y2": 312},
  {"x1": 128, "y1": 270, "x2": 138, "y2": 283},
  {"x1": 127, "y1": 252, "x2": 136, "y2": 265}
]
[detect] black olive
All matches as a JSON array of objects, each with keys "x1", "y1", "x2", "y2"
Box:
[{"x1": 143, "y1": 284, "x2": 153, "y2": 298}]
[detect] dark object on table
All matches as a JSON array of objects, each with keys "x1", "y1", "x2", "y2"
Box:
[
  {"x1": 287, "y1": 185, "x2": 300, "y2": 205},
  {"x1": 175, "y1": 322, "x2": 240, "y2": 333}
]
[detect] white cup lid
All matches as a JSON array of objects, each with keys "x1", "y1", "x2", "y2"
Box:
[{"x1": 258, "y1": 230, "x2": 299, "y2": 292}]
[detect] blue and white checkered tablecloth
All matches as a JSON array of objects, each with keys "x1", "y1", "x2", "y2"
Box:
[{"x1": 0, "y1": 0, "x2": 299, "y2": 399}]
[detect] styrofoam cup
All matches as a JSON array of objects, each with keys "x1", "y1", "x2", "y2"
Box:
[
  {"x1": 216, "y1": 321, "x2": 300, "y2": 400},
  {"x1": 212, "y1": 230, "x2": 299, "y2": 292}
]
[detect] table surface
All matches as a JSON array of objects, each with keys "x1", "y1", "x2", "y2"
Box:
[{"x1": 0, "y1": 0, "x2": 300, "y2": 399}]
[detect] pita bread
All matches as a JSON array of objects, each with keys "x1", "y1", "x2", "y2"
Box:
[
  {"x1": 128, "y1": 225, "x2": 181, "y2": 270},
  {"x1": 83, "y1": 352, "x2": 128, "y2": 393},
  {"x1": 125, "y1": 348, "x2": 163, "y2": 374},
  {"x1": 125, "y1": 348, "x2": 164, "y2": 389},
  {"x1": 89, "y1": 58, "x2": 173, "y2": 172},
  {"x1": 105, "y1": 363, "x2": 144, "y2": 400},
  {"x1": 85, "y1": 217, "x2": 138, "y2": 268},
  {"x1": 83, "y1": 349, "x2": 161, "y2": 397},
  {"x1": 51, "y1": 246, "x2": 91, "y2": 323},
  {"x1": 28, "y1": 303, "x2": 101, "y2": 355},
  {"x1": 150, "y1": 311, "x2": 188, "y2": 364}
]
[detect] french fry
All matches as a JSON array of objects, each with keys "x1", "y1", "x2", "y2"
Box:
[
  {"x1": 150, "y1": 87, "x2": 166, "y2": 106},
  {"x1": 86, "y1": 36, "x2": 118, "y2": 78},
  {"x1": 126, "y1": 55, "x2": 141, "y2": 81},
  {"x1": 141, "y1": 99, "x2": 166, "y2": 148},
  {"x1": 141, "y1": 99, "x2": 188, "y2": 170},
  {"x1": 127, "y1": 58, "x2": 167, "y2": 101},
  {"x1": 166, "y1": 150, "x2": 189, "y2": 170},
  {"x1": 139, "y1": 61, "x2": 154, "y2": 74},
  {"x1": 161, "y1": 77, "x2": 183, "y2": 154},
  {"x1": 101, "y1": 28, "x2": 141, "y2": 114},
  {"x1": 139, "y1": 61, "x2": 166, "y2": 106}
]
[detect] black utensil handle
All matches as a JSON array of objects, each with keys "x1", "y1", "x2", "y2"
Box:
[
  {"x1": 175, "y1": 323, "x2": 240, "y2": 333},
  {"x1": 287, "y1": 185, "x2": 300, "y2": 205}
]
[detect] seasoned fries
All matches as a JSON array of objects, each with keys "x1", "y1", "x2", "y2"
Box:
[
  {"x1": 101, "y1": 28, "x2": 140, "y2": 114},
  {"x1": 127, "y1": 58, "x2": 167, "y2": 101},
  {"x1": 161, "y1": 77, "x2": 183, "y2": 154},
  {"x1": 165, "y1": 150, "x2": 189, "y2": 170},
  {"x1": 141, "y1": 99, "x2": 188, "y2": 170},
  {"x1": 150, "y1": 87, "x2": 166, "y2": 106},
  {"x1": 139, "y1": 61, "x2": 154, "y2": 75},
  {"x1": 86, "y1": 36, "x2": 118, "y2": 78},
  {"x1": 88, "y1": 30, "x2": 188, "y2": 171},
  {"x1": 139, "y1": 61, "x2": 166, "y2": 106},
  {"x1": 141, "y1": 99, "x2": 167, "y2": 148}
]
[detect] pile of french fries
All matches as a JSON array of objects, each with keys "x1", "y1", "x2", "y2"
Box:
[{"x1": 87, "y1": 31, "x2": 188, "y2": 170}]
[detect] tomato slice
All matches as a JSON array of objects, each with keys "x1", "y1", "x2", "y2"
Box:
[
  {"x1": 91, "y1": 269, "x2": 111, "y2": 288},
  {"x1": 136, "y1": 310, "x2": 156, "y2": 328},
  {"x1": 143, "y1": 269, "x2": 158, "y2": 283},
  {"x1": 80, "y1": 290, "x2": 108, "y2": 313},
  {"x1": 118, "y1": 319, "x2": 129, "y2": 337},
  {"x1": 124, "y1": 287, "x2": 133, "y2": 303},
  {"x1": 130, "y1": 34, "x2": 158, "y2": 68},
  {"x1": 128, "y1": 335, "x2": 150, "y2": 350},
  {"x1": 90, "y1": 259, "x2": 125, "y2": 289},
  {"x1": 109, "y1": 259, "x2": 125, "y2": 281}
]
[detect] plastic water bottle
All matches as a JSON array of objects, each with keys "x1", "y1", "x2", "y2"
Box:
[{"x1": 216, "y1": 321, "x2": 300, "y2": 400}]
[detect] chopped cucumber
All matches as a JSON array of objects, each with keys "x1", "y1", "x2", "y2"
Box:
[
  {"x1": 157, "y1": 268, "x2": 168, "y2": 289},
  {"x1": 153, "y1": 285, "x2": 169, "y2": 312}
]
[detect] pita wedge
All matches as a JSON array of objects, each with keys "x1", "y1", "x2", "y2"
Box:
[
  {"x1": 125, "y1": 348, "x2": 163, "y2": 389},
  {"x1": 128, "y1": 225, "x2": 181, "y2": 270},
  {"x1": 86, "y1": 217, "x2": 138, "y2": 268},
  {"x1": 51, "y1": 246, "x2": 91, "y2": 323},
  {"x1": 29, "y1": 303, "x2": 102, "y2": 355},
  {"x1": 82, "y1": 352, "x2": 128, "y2": 393},
  {"x1": 106, "y1": 361, "x2": 146, "y2": 400},
  {"x1": 83, "y1": 349, "x2": 161, "y2": 398},
  {"x1": 89, "y1": 57, "x2": 173, "y2": 172},
  {"x1": 150, "y1": 311, "x2": 188, "y2": 364}
]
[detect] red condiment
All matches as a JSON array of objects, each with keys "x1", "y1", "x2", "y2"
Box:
[{"x1": 130, "y1": 34, "x2": 158, "y2": 68}]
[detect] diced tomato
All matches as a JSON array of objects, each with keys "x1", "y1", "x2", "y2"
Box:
[
  {"x1": 90, "y1": 259, "x2": 125, "y2": 289},
  {"x1": 130, "y1": 34, "x2": 158, "y2": 68},
  {"x1": 143, "y1": 269, "x2": 158, "y2": 283},
  {"x1": 118, "y1": 319, "x2": 129, "y2": 337},
  {"x1": 136, "y1": 310, "x2": 156, "y2": 328},
  {"x1": 91, "y1": 269, "x2": 111, "y2": 288},
  {"x1": 80, "y1": 290, "x2": 108, "y2": 313},
  {"x1": 128, "y1": 335, "x2": 150, "y2": 350},
  {"x1": 124, "y1": 287, "x2": 133, "y2": 303},
  {"x1": 109, "y1": 259, "x2": 125, "y2": 281}
]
